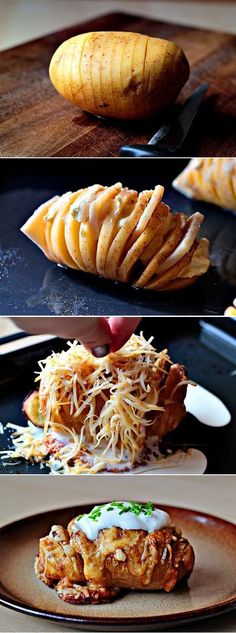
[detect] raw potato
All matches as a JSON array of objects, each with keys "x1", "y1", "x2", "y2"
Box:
[{"x1": 49, "y1": 31, "x2": 190, "y2": 120}]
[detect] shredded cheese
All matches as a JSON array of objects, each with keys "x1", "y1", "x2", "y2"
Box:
[{"x1": 1, "y1": 333, "x2": 188, "y2": 474}]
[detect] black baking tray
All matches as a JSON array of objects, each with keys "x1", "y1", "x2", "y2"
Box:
[
  {"x1": 0, "y1": 317, "x2": 235, "y2": 474},
  {"x1": 0, "y1": 158, "x2": 235, "y2": 316}
]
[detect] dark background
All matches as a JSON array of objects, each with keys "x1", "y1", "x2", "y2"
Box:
[{"x1": 0, "y1": 316, "x2": 235, "y2": 474}]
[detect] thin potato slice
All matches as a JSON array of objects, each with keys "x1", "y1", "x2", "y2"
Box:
[
  {"x1": 128, "y1": 185, "x2": 164, "y2": 244},
  {"x1": 104, "y1": 192, "x2": 147, "y2": 279},
  {"x1": 20, "y1": 196, "x2": 59, "y2": 260},
  {"x1": 156, "y1": 212, "x2": 204, "y2": 276},
  {"x1": 139, "y1": 205, "x2": 171, "y2": 265},
  {"x1": 50, "y1": 192, "x2": 81, "y2": 269},
  {"x1": 177, "y1": 238, "x2": 210, "y2": 279},
  {"x1": 118, "y1": 202, "x2": 169, "y2": 283},
  {"x1": 44, "y1": 221, "x2": 57, "y2": 262},
  {"x1": 96, "y1": 191, "x2": 136, "y2": 277},
  {"x1": 79, "y1": 184, "x2": 123, "y2": 273},
  {"x1": 135, "y1": 214, "x2": 183, "y2": 288},
  {"x1": 65, "y1": 187, "x2": 102, "y2": 271},
  {"x1": 146, "y1": 241, "x2": 198, "y2": 290},
  {"x1": 79, "y1": 222, "x2": 98, "y2": 273},
  {"x1": 44, "y1": 197, "x2": 67, "y2": 263},
  {"x1": 96, "y1": 215, "x2": 117, "y2": 277},
  {"x1": 80, "y1": 34, "x2": 98, "y2": 113},
  {"x1": 65, "y1": 212, "x2": 88, "y2": 272},
  {"x1": 90, "y1": 183, "x2": 122, "y2": 224}
]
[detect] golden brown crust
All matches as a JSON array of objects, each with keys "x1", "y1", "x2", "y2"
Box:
[
  {"x1": 35, "y1": 520, "x2": 194, "y2": 603},
  {"x1": 35, "y1": 525, "x2": 84, "y2": 586},
  {"x1": 56, "y1": 578, "x2": 120, "y2": 604},
  {"x1": 149, "y1": 363, "x2": 188, "y2": 438}
]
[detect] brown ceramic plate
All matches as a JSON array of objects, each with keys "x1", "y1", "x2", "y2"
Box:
[{"x1": 0, "y1": 504, "x2": 236, "y2": 631}]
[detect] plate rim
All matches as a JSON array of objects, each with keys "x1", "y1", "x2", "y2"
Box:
[{"x1": 0, "y1": 503, "x2": 236, "y2": 628}]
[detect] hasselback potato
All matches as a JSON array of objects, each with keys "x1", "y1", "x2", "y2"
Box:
[
  {"x1": 173, "y1": 158, "x2": 236, "y2": 212},
  {"x1": 21, "y1": 183, "x2": 209, "y2": 291},
  {"x1": 49, "y1": 31, "x2": 190, "y2": 120},
  {"x1": 4, "y1": 333, "x2": 190, "y2": 474},
  {"x1": 35, "y1": 505, "x2": 195, "y2": 604}
]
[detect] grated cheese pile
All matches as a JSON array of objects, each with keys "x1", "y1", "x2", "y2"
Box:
[{"x1": 1, "y1": 333, "x2": 179, "y2": 474}]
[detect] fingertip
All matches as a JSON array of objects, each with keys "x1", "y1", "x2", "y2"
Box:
[
  {"x1": 108, "y1": 317, "x2": 141, "y2": 352},
  {"x1": 92, "y1": 344, "x2": 110, "y2": 358}
]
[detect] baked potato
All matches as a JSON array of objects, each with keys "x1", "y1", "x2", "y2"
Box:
[
  {"x1": 23, "y1": 360, "x2": 188, "y2": 440},
  {"x1": 35, "y1": 502, "x2": 195, "y2": 603},
  {"x1": 12, "y1": 333, "x2": 192, "y2": 474}
]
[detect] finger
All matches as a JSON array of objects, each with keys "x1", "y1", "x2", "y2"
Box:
[
  {"x1": 12, "y1": 317, "x2": 112, "y2": 357},
  {"x1": 108, "y1": 317, "x2": 141, "y2": 352},
  {"x1": 74, "y1": 317, "x2": 112, "y2": 356}
]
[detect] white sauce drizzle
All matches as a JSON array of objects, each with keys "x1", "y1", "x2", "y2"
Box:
[{"x1": 72, "y1": 502, "x2": 170, "y2": 540}]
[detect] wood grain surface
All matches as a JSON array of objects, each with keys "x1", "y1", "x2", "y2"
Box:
[{"x1": 0, "y1": 11, "x2": 236, "y2": 157}]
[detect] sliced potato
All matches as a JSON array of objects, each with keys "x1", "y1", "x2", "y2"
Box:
[
  {"x1": 104, "y1": 192, "x2": 145, "y2": 279},
  {"x1": 146, "y1": 241, "x2": 198, "y2": 290},
  {"x1": 173, "y1": 158, "x2": 236, "y2": 212},
  {"x1": 20, "y1": 196, "x2": 59, "y2": 260},
  {"x1": 50, "y1": 191, "x2": 80, "y2": 269},
  {"x1": 49, "y1": 31, "x2": 189, "y2": 120},
  {"x1": 21, "y1": 183, "x2": 209, "y2": 292},
  {"x1": 135, "y1": 214, "x2": 184, "y2": 288},
  {"x1": 22, "y1": 391, "x2": 45, "y2": 428}
]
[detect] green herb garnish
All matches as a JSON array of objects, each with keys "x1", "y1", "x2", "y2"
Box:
[
  {"x1": 86, "y1": 501, "x2": 155, "y2": 522},
  {"x1": 71, "y1": 207, "x2": 82, "y2": 222},
  {"x1": 87, "y1": 503, "x2": 107, "y2": 522},
  {"x1": 144, "y1": 501, "x2": 155, "y2": 516}
]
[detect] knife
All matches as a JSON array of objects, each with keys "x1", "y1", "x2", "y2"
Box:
[{"x1": 119, "y1": 83, "x2": 209, "y2": 157}]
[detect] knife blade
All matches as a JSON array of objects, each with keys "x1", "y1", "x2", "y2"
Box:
[{"x1": 119, "y1": 83, "x2": 209, "y2": 157}]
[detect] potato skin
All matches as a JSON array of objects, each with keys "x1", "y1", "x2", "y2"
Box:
[
  {"x1": 36, "y1": 522, "x2": 195, "y2": 597},
  {"x1": 49, "y1": 31, "x2": 190, "y2": 120},
  {"x1": 22, "y1": 390, "x2": 45, "y2": 428}
]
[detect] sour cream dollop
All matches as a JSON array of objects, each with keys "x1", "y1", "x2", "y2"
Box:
[{"x1": 72, "y1": 502, "x2": 171, "y2": 541}]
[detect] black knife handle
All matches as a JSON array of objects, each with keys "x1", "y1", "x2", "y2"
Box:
[{"x1": 119, "y1": 145, "x2": 175, "y2": 157}]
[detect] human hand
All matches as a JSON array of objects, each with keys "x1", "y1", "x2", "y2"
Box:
[{"x1": 12, "y1": 317, "x2": 141, "y2": 357}]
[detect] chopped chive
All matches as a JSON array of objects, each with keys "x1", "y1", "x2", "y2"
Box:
[{"x1": 86, "y1": 500, "x2": 155, "y2": 521}]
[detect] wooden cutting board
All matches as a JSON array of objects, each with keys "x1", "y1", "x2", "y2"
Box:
[{"x1": 0, "y1": 12, "x2": 236, "y2": 157}]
